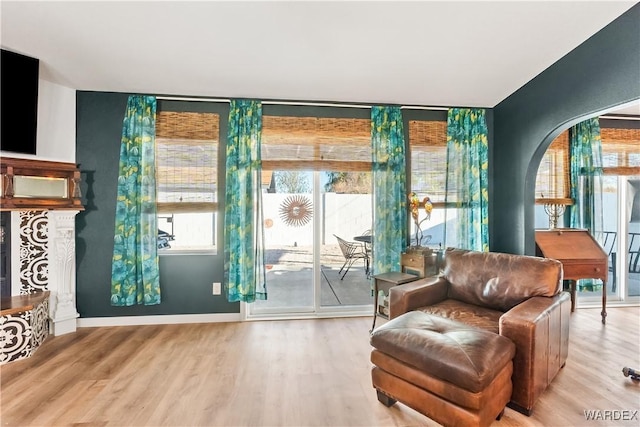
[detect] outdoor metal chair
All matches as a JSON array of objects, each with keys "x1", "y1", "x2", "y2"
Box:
[
  {"x1": 360, "y1": 229, "x2": 373, "y2": 278},
  {"x1": 596, "y1": 231, "x2": 617, "y2": 292},
  {"x1": 361, "y1": 229, "x2": 372, "y2": 257},
  {"x1": 629, "y1": 232, "x2": 640, "y2": 274},
  {"x1": 334, "y1": 234, "x2": 370, "y2": 280}
]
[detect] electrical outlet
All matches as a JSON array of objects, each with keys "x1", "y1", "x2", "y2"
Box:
[{"x1": 212, "y1": 282, "x2": 221, "y2": 295}]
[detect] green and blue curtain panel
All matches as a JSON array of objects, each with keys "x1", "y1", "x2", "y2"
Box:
[
  {"x1": 111, "y1": 95, "x2": 161, "y2": 306},
  {"x1": 444, "y1": 108, "x2": 489, "y2": 252},
  {"x1": 569, "y1": 118, "x2": 604, "y2": 291},
  {"x1": 371, "y1": 106, "x2": 407, "y2": 275},
  {"x1": 224, "y1": 100, "x2": 267, "y2": 303}
]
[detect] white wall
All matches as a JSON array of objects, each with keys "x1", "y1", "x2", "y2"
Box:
[
  {"x1": 262, "y1": 193, "x2": 372, "y2": 246},
  {"x1": 1, "y1": 79, "x2": 75, "y2": 163}
]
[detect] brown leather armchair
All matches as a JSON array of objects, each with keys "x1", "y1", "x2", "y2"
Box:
[{"x1": 388, "y1": 248, "x2": 571, "y2": 415}]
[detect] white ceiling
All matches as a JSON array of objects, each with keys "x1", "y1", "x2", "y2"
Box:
[{"x1": 1, "y1": 1, "x2": 638, "y2": 108}]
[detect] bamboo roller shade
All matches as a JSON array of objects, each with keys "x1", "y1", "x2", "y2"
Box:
[
  {"x1": 536, "y1": 131, "x2": 570, "y2": 202},
  {"x1": 156, "y1": 111, "x2": 220, "y2": 140},
  {"x1": 155, "y1": 111, "x2": 219, "y2": 213},
  {"x1": 601, "y1": 128, "x2": 640, "y2": 173},
  {"x1": 535, "y1": 127, "x2": 640, "y2": 204},
  {"x1": 408, "y1": 120, "x2": 447, "y2": 147},
  {"x1": 261, "y1": 116, "x2": 372, "y2": 172},
  {"x1": 408, "y1": 120, "x2": 448, "y2": 204}
]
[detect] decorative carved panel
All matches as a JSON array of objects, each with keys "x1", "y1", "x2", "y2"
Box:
[{"x1": 19, "y1": 211, "x2": 48, "y2": 294}]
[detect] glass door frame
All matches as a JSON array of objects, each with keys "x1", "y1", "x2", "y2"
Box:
[
  {"x1": 579, "y1": 175, "x2": 640, "y2": 307},
  {"x1": 245, "y1": 171, "x2": 373, "y2": 320}
]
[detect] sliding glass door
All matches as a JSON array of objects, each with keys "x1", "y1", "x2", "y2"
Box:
[
  {"x1": 535, "y1": 123, "x2": 639, "y2": 306},
  {"x1": 320, "y1": 172, "x2": 373, "y2": 309},
  {"x1": 249, "y1": 170, "x2": 373, "y2": 317},
  {"x1": 575, "y1": 175, "x2": 640, "y2": 305},
  {"x1": 248, "y1": 113, "x2": 374, "y2": 317}
]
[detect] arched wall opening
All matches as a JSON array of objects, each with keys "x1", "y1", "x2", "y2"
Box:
[
  {"x1": 491, "y1": 5, "x2": 640, "y2": 256},
  {"x1": 528, "y1": 100, "x2": 640, "y2": 231}
]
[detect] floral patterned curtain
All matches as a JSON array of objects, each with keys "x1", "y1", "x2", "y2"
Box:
[
  {"x1": 224, "y1": 100, "x2": 266, "y2": 302},
  {"x1": 111, "y1": 95, "x2": 161, "y2": 306},
  {"x1": 371, "y1": 106, "x2": 407, "y2": 275},
  {"x1": 569, "y1": 118, "x2": 604, "y2": 291},
  {"x1": 444, "y1": 108, "x2": 489, "y2": 252}
]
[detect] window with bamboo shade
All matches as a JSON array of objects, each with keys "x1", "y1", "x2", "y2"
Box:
[
  {"x1": 154, "y1": 111, "x2": 219, "y2": 251},
  {"x1": 535, "y1": 126, "x2": 640, "y2": 206},
  {"x1": 408, "y1": 120, "x2": 447, "y2": 206},
  {"x1": 155, "y1": 111, "x2": 219, "y2": 214},
  {"x1": 535, "y1": 130, "x2": 571, "y2": 205},
  {"x1": 601, "y1": 127, "x2": 640, "y2": 175}
]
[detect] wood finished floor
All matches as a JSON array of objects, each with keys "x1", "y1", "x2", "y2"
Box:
[{"x1": 1, "y1": 307, "x2": 639, "y2": 427}]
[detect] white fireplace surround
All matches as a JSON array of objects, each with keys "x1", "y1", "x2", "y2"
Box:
[{"x1": 11, "y1": 209, "x2": 80, "y2": 336}]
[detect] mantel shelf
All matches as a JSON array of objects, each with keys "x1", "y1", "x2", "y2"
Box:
[{"x1": 1, "y1": 157, "x2": 84, "y2": 211}]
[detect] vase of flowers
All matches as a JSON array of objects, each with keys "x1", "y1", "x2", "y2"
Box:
[{"x1": 408, "y1": 192, "x2": 433, "y2": 251}]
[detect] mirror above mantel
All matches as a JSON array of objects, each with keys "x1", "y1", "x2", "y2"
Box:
[{"x1": 0, "y1": 157, "x2": 84, "y2": 211}]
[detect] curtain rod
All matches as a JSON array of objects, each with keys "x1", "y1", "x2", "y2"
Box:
[
  {"x1": 157, "y1": 96, "x2": 231, "y2": 103},
  {"x1": 156, "y1": 95, "x2": 450, "y2": 111},
  {"x1": 158, "y1": 96, "x2": 640, "y2": 117},
  {"x1": 600, "y1": 115, "x2": 640, "y2": 121}
]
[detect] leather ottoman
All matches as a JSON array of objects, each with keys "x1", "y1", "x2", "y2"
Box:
[{"x1": 370, "y1": 311, "x2": 516, "y2": 427}]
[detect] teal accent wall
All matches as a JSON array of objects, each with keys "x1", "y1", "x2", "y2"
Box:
[
  {"x1": 492, "y1": 4, "x2": 640, "y2": 255},
  {"x1": 75, "y1": 95, "x2": 374, "y2": 317},
  {"x1": 76, "y1": 92, "x2": 238, "y2": 317}
]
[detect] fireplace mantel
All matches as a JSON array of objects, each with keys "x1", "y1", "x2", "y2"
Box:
[
  {"x1": 1, "y1": 157, "x2": 84, "y2": 338},
  {"x1": 1, "y1": 156, "x2": 83, "y2": 211}
]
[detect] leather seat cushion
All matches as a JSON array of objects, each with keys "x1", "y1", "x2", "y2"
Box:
[
  {"x1": 417, "y1": 299, "x2": 503, "y2": 334},
  {"x1": 370, "y1": 311, "x2": 516, "y2": 393}
]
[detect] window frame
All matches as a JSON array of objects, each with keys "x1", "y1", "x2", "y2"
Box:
[{"x1": 154, "y1": 100, "x2": 228, "y2": 254}]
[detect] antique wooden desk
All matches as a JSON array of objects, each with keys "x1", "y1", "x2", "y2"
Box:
[{"x1": 535, "y1": 229, "x2": 608, "y2": 324}]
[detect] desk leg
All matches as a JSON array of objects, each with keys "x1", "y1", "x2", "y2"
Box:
[{"x1": 601, "y1": 280, "x2": 607, "y2": 324}]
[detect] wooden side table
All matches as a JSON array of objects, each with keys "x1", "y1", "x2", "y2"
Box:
[{"x1": 370, "y1": 271, "x2": 418, "y2": 332}]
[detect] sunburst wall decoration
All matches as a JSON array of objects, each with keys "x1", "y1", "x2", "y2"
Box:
[{"x1": 279, "y1": 195, "x2": 313, "y2": 227}]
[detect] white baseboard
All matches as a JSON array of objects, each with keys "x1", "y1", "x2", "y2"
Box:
[{"x1": 77, "y1": 312, "x2": 242, "y2": 328}]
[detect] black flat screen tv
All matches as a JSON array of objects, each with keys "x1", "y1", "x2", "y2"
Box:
[{"x1": 1, "y1": 49, "x2": 40, "y2": 155}]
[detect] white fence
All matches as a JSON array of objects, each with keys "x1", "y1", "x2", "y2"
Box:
[{"x1": 263, "y1": 193, "x2": 372, "y2": 246}]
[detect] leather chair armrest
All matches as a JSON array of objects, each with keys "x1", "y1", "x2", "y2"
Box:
[
  {"x1": 388, "y1": 276, "x2": 448, "y2": 319},
  {"x1": 499, "y1": 292, "x2": 571, "y2": 413},
  {"x1": 499, "y1": 292, "x2": 569, "y2": 333}
]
